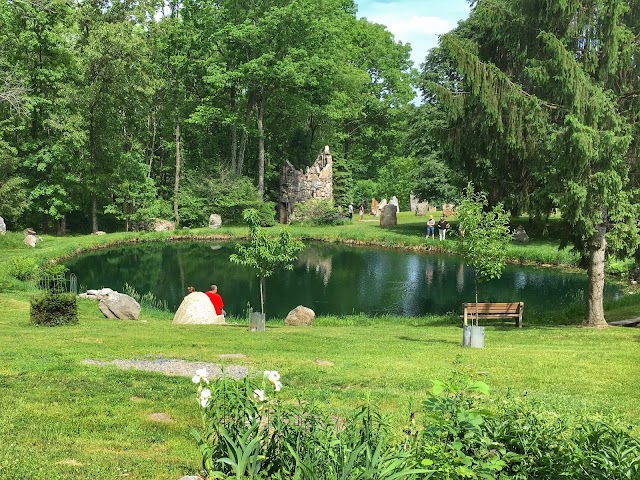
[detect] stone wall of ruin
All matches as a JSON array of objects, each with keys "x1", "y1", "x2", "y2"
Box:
[{"x1": 278, "y1": 147, "x2": 333, "y2": 223}]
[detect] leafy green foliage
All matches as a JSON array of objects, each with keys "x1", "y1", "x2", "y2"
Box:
[
  {"x1": 30, "y1": 293, "x2": 77, "y2": 326},
  {"x1": 122, "y1": 283, "x2": 168, "y2": 312},
  {"x1": 457, "y1": 184, "x2": 512, "y2": 312},
  {"x1": 8, "y1": 257, "x2": 39, "y2": 282},
  {"x1": 291, "y1": 199, "x2": 342, "y2": 226},
  {"x1": 230, "y1": 208, "x2": 304, "y2": 316},
  {"x1": 191, "y1": 370, "x2": 430, "y2": 479},
  {"x1": 419, "y1": 375, "x2": 640, "y2": 479}
]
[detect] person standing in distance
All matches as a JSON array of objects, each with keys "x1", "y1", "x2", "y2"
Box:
[
  {"x1": 437, "y1": 216, "x2": 449, "y2": 241},
  {"x1": 205, "y1": 284, "x2": 225, "y2": 315}
]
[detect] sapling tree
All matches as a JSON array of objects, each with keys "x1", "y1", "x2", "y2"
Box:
[
  {"x1": 230, "y1": 208, "x2": 304, "y2": 318},
  {"x1": 457, "y1": 184, "x2": 512, "y2": 325}
]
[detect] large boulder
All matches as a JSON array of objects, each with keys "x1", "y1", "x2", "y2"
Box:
[
  {"x1": 0, "y1": 216, "x2": 5, "y2": 235},
  {"x1": 173, "y1": 292, "x2": 225, "y2": 325},
  {"x1": 513, "y1": 225, "x2": 529, "y2": 244},
  {"x1": 209, "y1": 214, "x2": 222, "y2": 229},
  {"x1": 151, "y1": 219, "x2": 175, "y2": 232},
  {"x1": 370, "y1": 198, "x2": 379, "y2": 216},
  {"x1": 284, "y1": 305, "x2": 315, "y2": 326},
  {"x1": 415, "y1": 202, "x2": 430, "y2": 217},
  {"x1": 23, "y1": 234, "x2": 38, "y2": 248},
  {"x1": 379, "y1": 204, "x2": 398, "y2": 227},
  {"x1": 390, "y1": 196, "x2": 400, "y2": 213},
  {"x1": 442, "y1": 203, "x2": 456, "y2": 217},
  {"x1": 98, "y1": 292, "x2": 141, "y2": 320}
]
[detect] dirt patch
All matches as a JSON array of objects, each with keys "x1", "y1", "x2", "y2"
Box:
[
  {"x1": 147, "y1": 412, "x2": 172, "y2": 423},
  {"x1": 82, "y1": 358, "x2": 248, "y2": 380},
  {"x1": 315, "y1": 359, "x2": 334, "y2": 367}
]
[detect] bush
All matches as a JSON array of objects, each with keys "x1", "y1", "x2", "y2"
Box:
[
  {"x1": 215, "y1": 200, "x2": 276, "y2": 226},
  {"x1": 30, "y1": 293, "x2": 78, "y2": 326},
  {"x1": 8, "y1": 257, "x2": 39, "y2": 281},
  {"x1": 291, "y1": 198, "x2": 341, "y2": 225}
]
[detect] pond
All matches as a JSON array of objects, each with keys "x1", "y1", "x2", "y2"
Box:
[{"x1": 65, "y1": 241, "x2": 621, "y2": 318}]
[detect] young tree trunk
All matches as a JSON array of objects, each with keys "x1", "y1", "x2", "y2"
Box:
[
  {"x1": 474, "y1": 270, "x2": 479, "y2": 326},
  {"x1": 173, "y1": 117, "x2": 181, "y2": 226},
  {"x1": 256, "y1": 97, "x2": 265, "y2": 201},
  {"x1": 259, "y1": 276, "x2": 265, "y2": 318},
  {"x1": 585, "y1": 221, "x2": 608, "y2": 327}
]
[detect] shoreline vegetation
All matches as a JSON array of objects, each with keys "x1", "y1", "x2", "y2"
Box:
[{"x1": 1, "y1": 212, "x2": 639, "y2": 479}]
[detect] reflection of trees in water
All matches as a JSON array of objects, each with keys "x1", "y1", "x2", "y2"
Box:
[
  {"x1": 424, "y1": 261, "x2": 434, "y2": 287},
  {"x1": 457, "y1": 263, "x2": 464, "y2": 292},
  {"x1": 296, "y1": 248, "x2": 332, "y2": 285}
]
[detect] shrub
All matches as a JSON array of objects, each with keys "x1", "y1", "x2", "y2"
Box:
[
  {"x1": 30, "y1": 293, "x2": 78, "y2": 326},
  {"x1": 291, "y1": 198, "x2": 341, "y2": 225},
  {"x1": 8, "y1": 257, "x2": 39, "y2": 281},
  {"x1": 215, "y1": 200, "x2": 276, "y2": 226},
  {"x1": 418, "y1": 376, "x2": 640, "y2": 479}
]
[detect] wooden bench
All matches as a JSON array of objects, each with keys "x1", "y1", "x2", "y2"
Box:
[{"x1": 462, "y1": 302, "x2": 524, "y2": 328}]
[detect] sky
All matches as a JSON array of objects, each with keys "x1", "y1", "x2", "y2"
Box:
[{"x1": 356, "y1": 0, "x2": 471, "y2": 68}]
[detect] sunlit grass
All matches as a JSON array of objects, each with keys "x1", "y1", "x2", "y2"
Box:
[{"x1": 0, "y1": 288, "x2": 639, "y2": 478}]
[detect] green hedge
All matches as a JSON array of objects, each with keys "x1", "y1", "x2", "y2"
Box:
[
  {"x1": 30, "y1": 293, "x2": 78, "y2": 326},
  {"x1": 214, "y1": 200, "x2": 276, "y2": 226}
]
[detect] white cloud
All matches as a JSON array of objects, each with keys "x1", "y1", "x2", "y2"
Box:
[
  {"x1": 368, "y1": 14, "x2": 451, "y2": 36},
  {"x1": 358, "y1": 0, "x2": 470, "y2": 68}
]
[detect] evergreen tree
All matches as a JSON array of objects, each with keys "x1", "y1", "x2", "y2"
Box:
[{"x1": 425, "y1": 0, "x2": 640, "y2": 326}]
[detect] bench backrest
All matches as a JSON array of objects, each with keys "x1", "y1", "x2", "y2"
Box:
[{"x1": 463, "y1": 302, "x2": 522, "y2": 314}]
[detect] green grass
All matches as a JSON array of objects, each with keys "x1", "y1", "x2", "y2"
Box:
[
  {"x1": 0, "y1": 216, "x2": 637, "y2": 478},
  {"x1": 0, "y1": 293, "x2": 639, "y2": 479}
]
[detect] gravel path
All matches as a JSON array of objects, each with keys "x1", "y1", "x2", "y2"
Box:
[{"x1": 82, "y1": 358, "x2": 248, "y2": 380}]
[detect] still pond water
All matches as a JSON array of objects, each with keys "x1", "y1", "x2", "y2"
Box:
[{"x1": 65, "y1": 242, "x2": 621, "y2": 319}]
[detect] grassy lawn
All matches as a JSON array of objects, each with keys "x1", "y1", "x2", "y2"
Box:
[{"x1": 0, "y1": 213, "x2": 637, "y2": 478}]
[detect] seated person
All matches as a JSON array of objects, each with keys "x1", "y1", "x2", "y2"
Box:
[{"x1": 205, "y1": 284, "x2": 225, "y2": 315}]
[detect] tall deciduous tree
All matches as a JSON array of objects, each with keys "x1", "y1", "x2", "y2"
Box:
[{"x1": 425, "y1": 0, "x2": 639, "y2": 326}]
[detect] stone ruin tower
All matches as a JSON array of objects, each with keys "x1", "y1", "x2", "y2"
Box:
[{"x1": 278, "y1": 145, "x2": 333, "y2": 223}]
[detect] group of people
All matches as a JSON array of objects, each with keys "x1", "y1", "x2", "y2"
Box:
[
  {"x1": 426, "y1": 215, "x2": 450, "y2": 241},
  {"x1": 346, "y1": 203, "x2": 366, "y2": 221},
  {"x1": 187, "y1": 284, "x2": 225, "y2": 315}
]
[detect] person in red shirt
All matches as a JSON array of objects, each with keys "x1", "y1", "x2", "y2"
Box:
[{"x1": 205, "y1": 284, "x2": 225, "y2": 315}]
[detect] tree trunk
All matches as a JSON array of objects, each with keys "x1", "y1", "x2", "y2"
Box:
[
  {"x1": 237, "y1": 93, "x2": 255, "y2": 175},
  {"x1": 148, "y1": 110, "x2": 157, "y2": 178},
  {"x1": 584, "y1": 221, "x2": 608, "y2": 327},
  {"x1": 173, "y1": 117, "x2": 181, "y2": 226},
  {"x1": 474, "y1": 270, "x2": 479, "y2": 326},
  {"x1": 230, "y1": 86, "x2": 237, "y2": 172},
  {"x1": 91, "y1": 195, "x2": 98, "y2": 233},
  {"x1": 259, "y1": 276, "x2": 265, "y2": 317},
  {"x1": 56, "y1": 215, "x2": 66, "y2": 236},
  {"x1": 256, "y1": 97, "x2": 265, "y2": 201}
]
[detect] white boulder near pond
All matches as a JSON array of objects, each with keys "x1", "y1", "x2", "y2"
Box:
[
  {"x1": 98, "y1": 292, "x2": 141, "y2": 320},
  {"x1": 79, "y1": 289, "x2": 140, "y2": 320},
  {"x1": 173, "y1": 292, "x2": 225, "y2": 325},
  {"x1": 284, "y1": 305, "x2": 315, "y2": 326}
]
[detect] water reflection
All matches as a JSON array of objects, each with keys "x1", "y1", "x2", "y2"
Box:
[{"x1": 65, "y1": 241, "x2": 618, "y2": 319}]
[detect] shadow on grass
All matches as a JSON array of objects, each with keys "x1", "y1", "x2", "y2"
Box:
[{"x1": 396, "y1": 335, "x2": 458, "y2": 345}]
